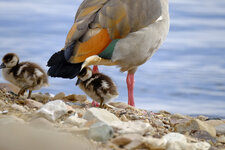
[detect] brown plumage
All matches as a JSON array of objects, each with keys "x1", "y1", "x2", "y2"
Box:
[
  {"x1": 0, "y1": 53, "x2": 48, "y2": 98},
  {"x1": 76, "y1": 67, "x2": 118, "y2": 108}
]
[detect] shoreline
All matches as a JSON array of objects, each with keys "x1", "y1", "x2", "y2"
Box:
[{"x1": 0, "y1": 84, "x2": 225, "y2": 150}]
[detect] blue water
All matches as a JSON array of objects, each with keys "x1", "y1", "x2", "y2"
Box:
[{"x1": 0, "y1": 0, "x2": 225, "y2": 117}]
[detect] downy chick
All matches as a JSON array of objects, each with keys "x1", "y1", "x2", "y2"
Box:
[
  {"x1": 0, "y1": 53, "x2": 48, "y2": 98},
  {"x1": 76, "y1": 67, "x2": 118, "y2": 108}
]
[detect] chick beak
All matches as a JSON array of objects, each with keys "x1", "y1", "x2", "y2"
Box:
[
  {"x1": 0, "y1": 63, "x2": 6, "y2": 69},
  {"x1": 76, "y1": 78, "x2": 81, "y2": 86}
]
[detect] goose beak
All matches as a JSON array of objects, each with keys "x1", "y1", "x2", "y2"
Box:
[
  {"x1": 81, "y1": 55, "x2": 101, "y2": 70},
  {"x1": 0, "y1": 63, "x2": 6, "y2": 69},
  {"x1": 76, "y1": 78, "x2": 81, "y2": 85}
]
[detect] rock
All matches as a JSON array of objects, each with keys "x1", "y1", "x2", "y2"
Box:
[
  {"x1": 191, "y1": 130, "x2": 216, "y2": 144},
  {"x1": 111, "y1": 134, "x2": 143, "y2": 147},
  {"x1": 88, "y1": 122, "x2": 113, "y2": 142},
  {"x1": 197, "y1": 115, "x2": 208, "y2": 121},
  {"x1": 52, "y1": 92, "x2": 65, "y2": 100},
  {"x1": 143, "y1": 136, "x2": 167, "y2": 149},
  {"x1": 29, "y1": 117, "x2": 54, "y2": 129},
  {"x1": 66, "y1": 127, "x2": 89, "y2": 137},
  {"x1": 0, "y1": 83, "x2": 19, "y2": 93},
  {"x1": 36, "y1": 100, "x2": 68, "y2": 121},
  {"x1": 215, "y1": 124, "x2": 225, "y2": 135},
  {"x1": 11, "y1": 104, "x2": 28, "y2": 112},
  {"x1": 217, "y1": 135, "x2": 225, "y2": 144},
  {"x1": 125, "y1": 139, "x2": 145, "y2": 150},
  {"x1": 0, "y1": 100, "x2": 6, "y2": 107},
  {"x1": 63, "y1": 94, "x2": 87, "y2": 102},
  {"x1": 0, "y1": 115, "x2": 25, "y2": 125},
  {"x1": 175, "y1": 119, "x2": 216, "y2": 137},
  {"x1": 25, "y1": 99, "x2": 43, "y2": 109},
  {"x1": 0, "y1": 110, "x2": 8, "y2": 114},
  {"x1": 0, "y1": 120, "x2": 98, "y2": 150},
  {"x1": 111, "y1": 120, "x2": 153, "y2": 135},
  {"x1": 83, "y1": 108, "x2": 121, "y2": 126},
  {"x1": 31, "y1": 93, "x2": 50, "y2": 103},
  {"x1": 65, "y1": 114, "x2": 87, "y2": 127},
  {"x1": 143, "y1": 133, "x2": 211, "y2": 150},
  {"x1": 206, "y1": 120, "x2": 225, "y2": 127}
]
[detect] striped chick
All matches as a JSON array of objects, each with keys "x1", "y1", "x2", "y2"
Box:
[
  {"x1": 76, "y1": 67, "x2": 118, "y2": 108},
  {"x1": 0, "y1": 53, "x2": 48, "y2": 98}
]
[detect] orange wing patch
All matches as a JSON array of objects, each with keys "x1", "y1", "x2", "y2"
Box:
[{"x1": 70, "y1": 29, "x2": 112, "y2": 63}]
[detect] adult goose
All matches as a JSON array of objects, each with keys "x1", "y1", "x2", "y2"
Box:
[{"x1": 47, "y1": 0, "x2": 170, "y2": 106}]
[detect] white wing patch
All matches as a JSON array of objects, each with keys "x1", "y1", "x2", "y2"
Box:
[
  {"x1": 101, "y1": 80, "x2": 109, "y2": 89},
  {"x1": 17, "y1": 64, "x2": 27, "y2": 76},
  {"x1": 35, "y1": 69, "x2": 43, "y2": 77},
  {"x1": 156, "y1": 16, "x2": 163, "y2": 22}
]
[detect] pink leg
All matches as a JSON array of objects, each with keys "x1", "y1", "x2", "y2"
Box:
[
  {"x1": 92, "y1": 65, "x2": 100, "y2": 107},
  {"x1": 126, "y1": 72, "x2": 135, "y2": 106},
  {"x1": 92, "y1": 65, "x2": 99, "y2": 73}
]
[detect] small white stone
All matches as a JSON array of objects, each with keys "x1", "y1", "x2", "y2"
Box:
[
  {"x1": 65, "y1": 114, "x2": 87, "y2": 127},
  {"x1": 11, "y1": 104, "x2": 28, "y2": 113},
  {"x1": 36, "y1": 100, "x2": 68, "y2": 121},
  {"x1": 111, "y1": 120, "x2": 153, "y2": 135},
  {"x1": 83, "y1": 108, "x2": 121, "y2": 126}
]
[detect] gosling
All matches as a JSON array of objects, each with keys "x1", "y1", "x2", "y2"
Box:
[
  {"x1": 76, "y1": 67, "x2": 118, "y2": 108},
  {"x1": 0, "y1": 53, "x2": 48, "y2": 98}
]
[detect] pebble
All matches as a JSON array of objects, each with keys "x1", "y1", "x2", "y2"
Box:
[
  {"x1": 36, "y1": 100, "x2": 68, "y2": 121},
  {"x1": 52, "y1": 92, "x2": 65, "y2": 100},
  {"x1": 215, "y1": 124, "x2": 225, "y2": 135},
  {"x1": 83, "y1": 108, "x2": 121, "y2": 126},
  {"x1": 65, "y1": 114, "x2": 87, "y2": 127},
  {"x1": 11, "y1": 104, "x2": 28, "y2": 113},
  {"x1": 25, "y1": 99, "x2": 43, "y2": 109},
  {"x1": 88, "y1": 122, "x2": 113, "y2": 142},
  {"x1": 175, "y1": 119, "x2": 216, "y2": 137}
]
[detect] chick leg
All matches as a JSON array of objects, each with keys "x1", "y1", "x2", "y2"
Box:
[
  {"x1": 28, "y1": 90, "x2": 32, "y2": 99},
  {"x1": 91, "y1": 65, "x2": 100, "y2": 107},
  {"x1": 17, "y1": 86, "x2": 30, "y2": 98},
  {"x1": 99, "y1": 99, "x2": 104, "y2": 108}
]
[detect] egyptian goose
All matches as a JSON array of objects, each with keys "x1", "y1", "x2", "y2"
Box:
[{"x1": 47, "y1": 0, "x2": 170, "y2": 106}]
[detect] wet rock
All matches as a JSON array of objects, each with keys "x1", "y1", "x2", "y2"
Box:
[
  {"x1": 215, "y1": 124, "x2": 225, "y2": 135},
  {"x1": 25, "y1": 99, "x2": 43, "y2": 109},
  {"x1": 36, "y1": 100, "x2": 68, "y2": 121},
  {"x1": 52, "y1": 92, "x2": 65, "y2": 100},
  {"x1": 65, "y1": 114, "x2": 87, "y2": 127},
  {"x1": 29, "y1": 117, "x2": 54, "y2": 129},
  {"x1": 111, "y1": 120, "x2": 153, "y2": 135},
  {"x1": 175, "y1": 119, "x2": 216, "y2": 137},
  {"x1": 83, "y1": 108, "x2": 121, "y2": 125},
  {"x1": 11, "y1": 104, "x2": 28, "y2": 112},
  {"x1": 88, "y1": 122, "x2": 113, "y2": 142}
]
